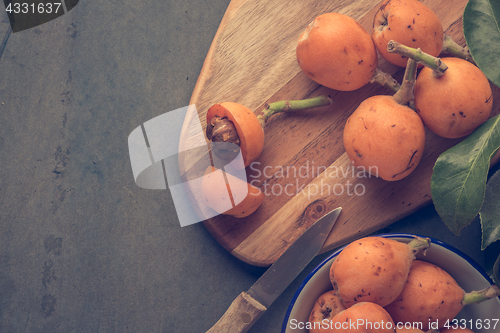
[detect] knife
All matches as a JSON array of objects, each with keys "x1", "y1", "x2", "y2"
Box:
[{"x1": 205, "y1": 206, "x2": 342, "y2": 333}]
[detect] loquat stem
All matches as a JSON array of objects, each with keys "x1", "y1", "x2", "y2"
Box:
[
  {"x1": 370, "y1": 68, "x2": 401, "y2": 93},
  {"x1": 441, "y1": 34, "x2": 475, "y2": 64},
  {"x1": 462, "y1": 285, "x2": 500, "y2": 306},
  {"x1": 256, "y1": 95, "x2": 333, "y2": 128},
  {"x1": 407, "y1": 236, "x2": 431, "y2": 256},
  {"x1": 393, "y1": 57, "x2": 418, "y2": 107},
  {"x1": 387, "y1": 40, "x2": 448, "y2": 77}
]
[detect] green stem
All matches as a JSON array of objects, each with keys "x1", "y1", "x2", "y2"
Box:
[
  {"x1": 387, "y1": 40, "x2": 448, "y2": 77},
  {"x1": 407, "y1": 236, "x2": 431, "y2": 256},
  {"x1": 393, "y1": 58, "x2": 418, "y2": 107},
  {"x1": 370, "y1": 68, "x2": 401, "y2": 93},
  {"x1": 256, "y1": 95, "x2": 333, "y2": 128},
  {"x1": 441, "y1": 34, "x2": 474, "y2": 64},
  {"x1": 462, "y1": 285, "x2": 500, "y2": 305}
]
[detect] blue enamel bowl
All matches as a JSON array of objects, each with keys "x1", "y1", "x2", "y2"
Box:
[{"x1": 282, "y1": 233, "x2": 500, "y2": 333}]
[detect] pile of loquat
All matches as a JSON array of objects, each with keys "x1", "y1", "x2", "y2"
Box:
[
  {"x1": 307, "y1": 236, "x2": 500, "y2": 333},
  {"x1": 201, "y1": 0, "x2": 494, "y2": 217}
]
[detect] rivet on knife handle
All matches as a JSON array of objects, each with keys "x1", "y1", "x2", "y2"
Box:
[{"x1": 205, "y1": 291, "x2": 266, "y2": 333}]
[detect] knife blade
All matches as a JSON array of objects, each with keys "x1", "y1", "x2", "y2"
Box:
[{"x1": 205, "y1": 207, "x2": 342, "y2": 333}]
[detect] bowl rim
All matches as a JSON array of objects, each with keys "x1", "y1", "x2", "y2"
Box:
[{"x1": 280, "y1": 232, "x2": 495, "y2": 333}]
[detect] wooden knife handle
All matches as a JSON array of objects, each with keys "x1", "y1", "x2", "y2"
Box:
[{"x1": 206, "y1": 291, "x2": 267, "y2": 333}]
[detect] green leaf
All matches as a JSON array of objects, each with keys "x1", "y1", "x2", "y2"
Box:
[
  {"x1": 463, "y1": 0, "x2": 500, "y2": 88},
  {"x1": 493, "y1": 253, "x2": 500, "y2": 286},
  {"x1": 479, "y1": 169, "x2": 500, "y2": 249},
  {"x1": 431, "y1": 115, "x2": 500, "y2": 235}
]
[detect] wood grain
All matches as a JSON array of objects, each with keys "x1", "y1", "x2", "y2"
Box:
[
  {"x1": 205, "y1": 292, "x2": 266, "y2": 333},
  {"x1": 180, "y1": 0, "x2": 500, "y2": 266}
]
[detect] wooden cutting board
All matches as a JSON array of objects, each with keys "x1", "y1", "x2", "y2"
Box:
[{"x1": 180, "y1": 0, "x2": 500, "y2": 266}]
